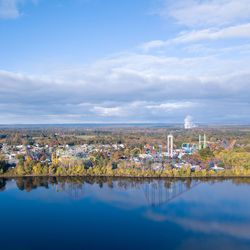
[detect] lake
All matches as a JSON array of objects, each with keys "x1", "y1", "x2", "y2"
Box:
[{"x1": 1, "y1": 177, "x2": 250, "y2": 250}]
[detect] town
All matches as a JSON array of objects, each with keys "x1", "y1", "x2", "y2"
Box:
[{"x1": 1, "y1": 125, "x2": 250, "y2": 177}]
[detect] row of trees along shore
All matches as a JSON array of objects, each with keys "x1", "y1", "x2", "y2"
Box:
[{"x1": 1, "y1": 147, "x2": 250, "y2": 178}]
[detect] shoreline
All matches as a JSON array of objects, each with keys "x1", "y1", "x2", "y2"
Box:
[{"x1": 1, "y1": 174, "x2": 250, "y2": 179}]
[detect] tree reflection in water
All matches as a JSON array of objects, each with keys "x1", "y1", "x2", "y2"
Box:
[
  {"x1": 0, "y1": 178, "x2": 6, "y2": 191},
  {"x1": 1, "y1": 177, "x2": 250, "y2": 207}
]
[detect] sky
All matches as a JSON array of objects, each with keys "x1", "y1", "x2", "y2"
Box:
[{"x1": 0, "y1": 0, "x2": 250, "y2": 124}]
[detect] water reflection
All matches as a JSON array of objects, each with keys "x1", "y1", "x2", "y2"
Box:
[
  {"x1": 1, "y1": 177, "x2": 250, "y2": 206},
  {"x1": 143, "y1": 179, "x2": 201, "y2": 207},
  {"x1": 0, "y1": 177, "x2": 195, "y2": 204},
  {"x1": 1, "y1": 177, "x2": 250, "y2": 249},
  {"x1": 0, "y1": 178, "x2": 6, "y2": 191}
]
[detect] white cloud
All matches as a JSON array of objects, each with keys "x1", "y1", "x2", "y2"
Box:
[
  {"x1": 141, "y1": 23, "x2": 250, "y2": 51},
  {"x1": 164, "y1": 0, "x2": 250, "y2": 28},
  {"x1": 174, "y1": 23, "x2": 250, "y2": 43},
  {"x1": 146, "y1": 102, "x2": 195, "y2": 110},
  {"x1": 0, "y1": 0, "x2": 37, "y2": 19},
  {"x1": 89, "y1": 101, "x2": 196, "y2": 119},
  {"x1": 0, "y1": 0, "x2": 19, "y2": 18},
  {"x1": 91, "y1": 106, "x2": 123, "y2": 117},
  {"x1": 140, "y1": 40, "x2": 166, "y2": 52}
]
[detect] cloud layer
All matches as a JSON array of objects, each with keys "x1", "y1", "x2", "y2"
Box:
[
  {"x1": 0, "y1": 51, "x2": 250, "y2": 124},
  {"x1": 0, "y1": 0, "x2": 250, "y2": 124}
]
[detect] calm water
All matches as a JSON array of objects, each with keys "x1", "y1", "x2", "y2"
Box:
[{"x1": 1, "y1": 177, "x2": 250, "y2": 250}]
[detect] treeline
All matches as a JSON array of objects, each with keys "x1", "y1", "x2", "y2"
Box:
[
  {"x1": 3, "y1": 163, "x2": 250, "y2": 178},
  {"x1": 2, "y1": 126, "x2": 250, "y2": 149}
]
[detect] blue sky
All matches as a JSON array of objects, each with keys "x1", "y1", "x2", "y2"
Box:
[{"x1": 0, "y1": 0, "x2": 250, "y2": 124}]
